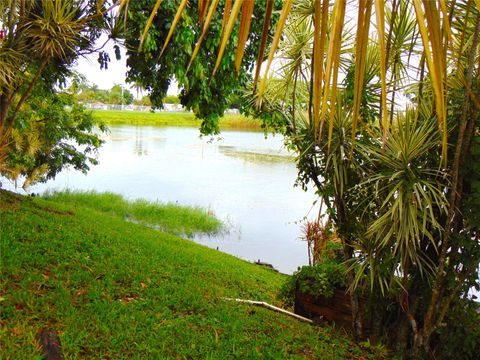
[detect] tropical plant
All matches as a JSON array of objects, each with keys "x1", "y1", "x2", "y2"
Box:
[
  {"x1": 119, "y1": 0, "x2": 284, "y2": 135},
  {"x1": 204, "y1": 0, "x2": 479, "y2": 357},
  {"x1": 0, "y1": 0, "x2": 110, "y2": 179},
  {"x1": 2, "y1": 84, "x2": 106, "y2": 189}
]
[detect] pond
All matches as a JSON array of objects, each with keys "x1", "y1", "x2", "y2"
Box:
[{"x1": 12, "y1": 125, "x2": 320, "y2": 274}]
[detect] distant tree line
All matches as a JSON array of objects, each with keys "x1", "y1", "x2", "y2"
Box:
[{"x1": 70, "y1": 76, "x2": 180, "y2": 107}]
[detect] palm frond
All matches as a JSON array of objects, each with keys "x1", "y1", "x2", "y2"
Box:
[
  {"x1": 320, "y1": 0, "x2": 346, "y2": 146},
  {"x1": 256, "y1": 0, "x2": 293, "y2": 105},
  {"x1": 187, "y1": 0, "x2": 220, "y2": 71},
  {"x1": 350, "y1": 0, "x2": 373, "y2": 150},
  {"x1": 213, "y1": 0, "x2": 243, "y2": 77},
  {"x1": 234, "y1": 0, "x2": 255, "y2": 73},
  {"x1": 413, "y1": 0, "x2": 447, "y2": 165},
  {"x1": 374, "y1": 0, "x2": 388, "y2": 137},
  {"x1": 139, "y1": 0, "x2": 164, "y2": 50},
  {"x1": 198, "y1": 0, "x2": 209, "y2": 31},
  {"x1": 221, "y1": 0, "x2": 233, "y2": 37},
  {"x1": 25, "y1": 0, "x2": 88, "y2": 60},
  {"x1": 252, "y1": 0, "x2": 274, "y2": 92},
  {"x1": 312, "y1": 0, "x2": 328, "y2": 132},
  {"x1": 158, "y1": 0, "x2": 188, "y2": 59},
  {"x1": 361, "y1": 115, "x2": 448, "y2": 274}
]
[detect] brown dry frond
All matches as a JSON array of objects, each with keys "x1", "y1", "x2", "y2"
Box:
[{"x1": 234, "y1": 0, "x2": 255, "y2": 73}]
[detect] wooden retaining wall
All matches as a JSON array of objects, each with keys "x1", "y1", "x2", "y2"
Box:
[{"x1": 294, "y1": 289, "x2": 372, "y2": 335}]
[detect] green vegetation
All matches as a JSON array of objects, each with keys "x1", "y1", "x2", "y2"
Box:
[
  {"x1": 0, "y1": 1, "x2": 107, "y2": 187},
  {"x1": 0, "y1": 190, "x2": 385, "y2": 359},
  {"x1": 2, "y1": 1, "x2": 478, "y2": 358},
  {"x1": 280, "y1": 262, "x2": 348, "y2": 306},
  {"x1": 123, "y1": 0, "x2": 282, "y2": 135},
  {"x1": 1, "y1": 88, "x2": 106, "y2": 189},
  {"x1": 240, "y1": 1, "x2": 480, "y2": 357},
  {"x1": 163, "y1": 95, "x2": 180, "y2": 105},
  {"x1": 93, "y1": 110, "x2": 262, "y2": 131},
  {"x1": 43, "y1": 191, "x2": 221, "y2": 238},
  {"x1": 75, "y1": 84, "x2": 135, "y2": 105},
  {"x1": 279, "y1": 237, "x2": 348, "y2": 306}
]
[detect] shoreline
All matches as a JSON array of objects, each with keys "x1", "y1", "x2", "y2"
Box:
[{"x1": 92, "y1": 109, "x2": 264, "y2": 132}]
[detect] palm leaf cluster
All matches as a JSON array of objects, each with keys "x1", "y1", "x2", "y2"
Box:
[{"x1": 355, "y1": 115, "x2": 448, "y2": 292}]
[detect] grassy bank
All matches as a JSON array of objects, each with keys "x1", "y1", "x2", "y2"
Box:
[
  {"x1": 0, "y1": 190, "x2": 384, "y2": 358},
  {"x1": 93, "y1": 109, "x2": 262, "y2": 131},
  {"x1": 43, "y1": 191, "x2": 221, "y2": 238}
]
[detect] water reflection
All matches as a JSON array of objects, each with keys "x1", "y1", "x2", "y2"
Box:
[
  {"x1": 134, "y1": 126, "x2": 148, "y2": 156},
  {"x1": 24, "y1": 125, "x2": 319, "y2": 273},
  {"x1": 218, "y1": 145, "x2": 295, "y2": 164}
]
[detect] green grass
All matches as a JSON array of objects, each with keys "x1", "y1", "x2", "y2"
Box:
[
  {"x1": 0, "y1": 190, "x2": 386, "y2": 359},
  {"x1": 43, "y1": 190, "x2": 221, "y2": 238},
  {"x1": 93, "y1": 110, "x2": 262, "y2": 131}
]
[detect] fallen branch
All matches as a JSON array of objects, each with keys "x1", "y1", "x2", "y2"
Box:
[{"x1": 223, "y1": 297, "x2": 314, "y2": 324}]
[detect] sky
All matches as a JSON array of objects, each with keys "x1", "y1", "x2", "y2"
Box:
[
  {"x1": 75, "y1": 36, "x2": 127, "y2": 90},
  {"x1": 74, "y1": 37, "x2": 178, "y2": 96}
]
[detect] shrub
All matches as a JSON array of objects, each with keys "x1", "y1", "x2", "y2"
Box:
[
  {"x1": 279, "y1": 259, "x2": 348, "y2": 306},
  {"x1": 433, "y1": 299, "x2": 480, "y2": 359}
]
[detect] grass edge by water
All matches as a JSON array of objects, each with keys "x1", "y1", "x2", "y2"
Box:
[{"x1": 42, "y1": 190, "x2": 223, "y2": 238}]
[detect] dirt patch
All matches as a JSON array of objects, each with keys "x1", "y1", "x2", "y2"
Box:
[
  {"x1": 0, "y1": 190, "x2": 28, "y2": 210},
  {"x1": 40, "y1": 206, "x2": 75, "y2": 216}
]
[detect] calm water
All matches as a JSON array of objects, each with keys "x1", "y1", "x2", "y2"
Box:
[{"x1": 8, "y1": 125, "x2": 320, "y2": 273}]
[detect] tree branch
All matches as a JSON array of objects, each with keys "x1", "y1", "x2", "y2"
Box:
[{"x1": 9, "y1": 58, "x2": 49, "y2": 128}]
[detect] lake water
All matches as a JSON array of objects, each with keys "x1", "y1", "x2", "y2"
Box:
[{"x1": 12, "y1": 125, "x2": 320, "y2": 274}]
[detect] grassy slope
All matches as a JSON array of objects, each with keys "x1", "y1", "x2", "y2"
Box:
[
  {"x1": 0, "y1": 191, "x2": 381, "y2": 359},
  {"x1": 93, "y1": 110, "x2": 262, "y2": 131}
]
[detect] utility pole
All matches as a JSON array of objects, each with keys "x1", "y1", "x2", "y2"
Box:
[{"x1": 121, "y1": 84, "x2": 124, "y2": 110}]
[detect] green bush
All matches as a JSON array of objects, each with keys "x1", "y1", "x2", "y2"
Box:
[{"x1": 279, "y1": 260, "x2": 348, "y2": 306}]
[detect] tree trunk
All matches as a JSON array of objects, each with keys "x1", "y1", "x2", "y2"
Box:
[
  {"x1": 419, "y1": 12, "x2": 480, "y2": 355},
  {"x1": 0, "y1": 93, "x2": 10, "y2": 137},
  {"x1": 395, "y1": 316, "x2": 410, "y2": 356}
]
